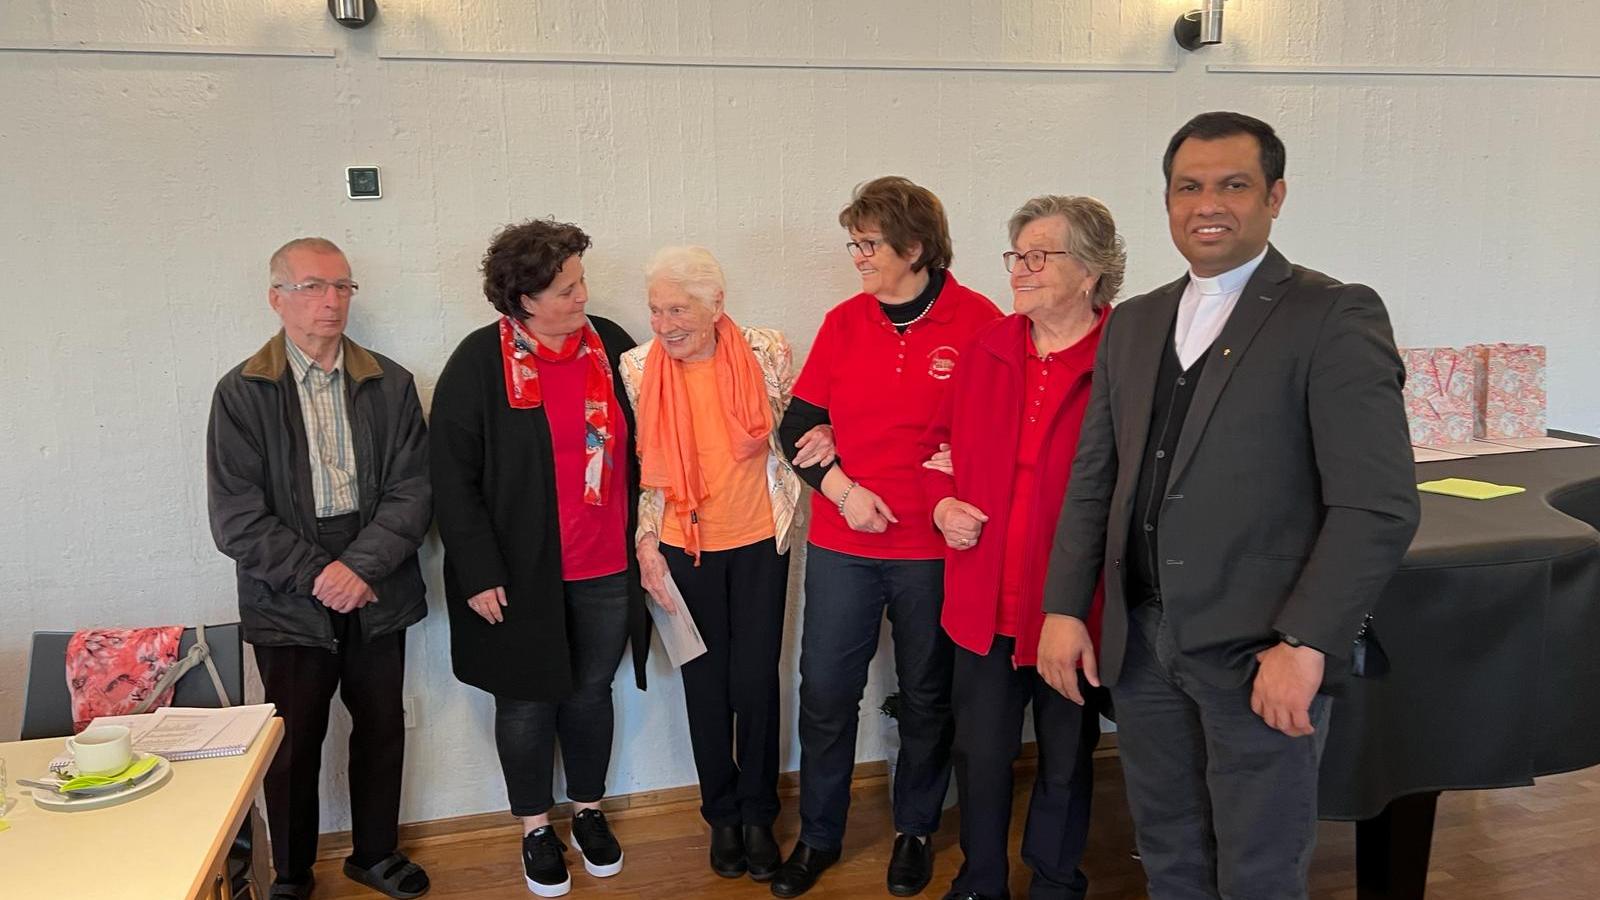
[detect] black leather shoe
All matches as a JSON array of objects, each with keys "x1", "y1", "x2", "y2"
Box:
[
  {"x1": 268, "y1": 875, "x2": 315, "y2": 900},
  {"x1": 770, "y1": 841, "x2": 840, "y2": 898},
  {"x1": 743, "y1": 824, "x2": 781, "y2": 882},
  {"x1": 709, "y1": 825, "x2": 747, "y2": 878},
  {"x1": 941, "y1": 891, "x2": 987, "y2": 900},
  {"x1": 887, "y1": 833, "x2": 933, "y2": 896}
]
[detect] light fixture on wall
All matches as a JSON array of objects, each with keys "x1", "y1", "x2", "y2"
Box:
[
  {"x1": 1174, "y1": 0, "x2": 1225, "y2": 51},
  {"x1": 329, "y1": 0, "x2": 375, "y2": 30}
]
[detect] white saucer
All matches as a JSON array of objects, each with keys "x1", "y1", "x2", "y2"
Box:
[{"x1": 31, "y1": 752, "x2": 173, "y2": 812}]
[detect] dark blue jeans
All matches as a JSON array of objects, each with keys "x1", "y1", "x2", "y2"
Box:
[{"x1": 797, "y1": 543, "x2": 953, "y2": 852}]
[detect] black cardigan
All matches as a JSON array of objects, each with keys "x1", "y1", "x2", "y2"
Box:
[{"x1": 430, "y1": 316, "x2": 649, "y2": 701}]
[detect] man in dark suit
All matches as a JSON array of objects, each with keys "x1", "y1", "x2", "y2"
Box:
[{"x1": 1037, "y1": 112, "x2": 1420, "y2": 898}]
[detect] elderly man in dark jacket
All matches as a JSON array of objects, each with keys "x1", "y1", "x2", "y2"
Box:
[{"x1": 207, "y1": 237, "x2": 432, "y2": 900}]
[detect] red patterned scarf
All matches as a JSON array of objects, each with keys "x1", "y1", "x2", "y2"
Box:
[
  {"x1": 66, "y1": 627, "x2": 185, "y2": 732},
  {"x1": 499, "y1": 316, "x2": 616, "y2": 505}
]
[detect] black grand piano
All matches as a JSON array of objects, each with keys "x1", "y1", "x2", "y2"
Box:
[{"x1": 1319, "y1": 436, "x2": 1600, "y2": 898}]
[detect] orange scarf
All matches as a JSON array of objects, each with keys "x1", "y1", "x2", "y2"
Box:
[{"x1": 637, "y1": 315, "x2": 773, "y2": 563}]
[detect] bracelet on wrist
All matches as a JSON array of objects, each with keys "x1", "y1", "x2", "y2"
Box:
[{"x1": 837, "y1": 480, "x2": 859, "y2": 516}]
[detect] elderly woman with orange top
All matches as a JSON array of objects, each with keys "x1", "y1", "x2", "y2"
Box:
[
  {"x1": 620, "y1": 246, "x2": 824, "y2": 885},
  {"x1": 919, "y1": 195, "x2": 1123, "y2": 900}
]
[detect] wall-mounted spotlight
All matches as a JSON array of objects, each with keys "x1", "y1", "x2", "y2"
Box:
[
  {"x1": 1174, "y1": 0, "x2": 1225, "y2": 51},
  {"x1": 329, "y1": 0, "x2": 375, "y2": 30}
]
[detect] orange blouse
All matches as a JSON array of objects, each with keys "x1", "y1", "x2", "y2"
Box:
[{"x1": 660, "y1": 358, "x2": 776, "y2": 552}]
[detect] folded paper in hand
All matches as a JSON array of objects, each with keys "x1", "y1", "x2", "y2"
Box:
[{"x1": 648, "y1": 571, "x2": 707, "y2": 668}]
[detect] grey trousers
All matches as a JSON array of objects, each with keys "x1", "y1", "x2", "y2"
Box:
[{"x1": 1112, "y1": 600, "x2": 1331, "y2": 900}]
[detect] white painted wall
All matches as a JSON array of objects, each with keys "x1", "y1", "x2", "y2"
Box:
[{"x1": 4, "y1": 0, "x2": 1598, "y2": 832}]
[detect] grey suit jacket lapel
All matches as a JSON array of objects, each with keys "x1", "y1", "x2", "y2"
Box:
[
  {"x1": 1166, "y1": 245, "x2": 1295, "y2": 488},
  {"x1": 1118, "y1": 280, "x2": 1185, "y2": 473}
]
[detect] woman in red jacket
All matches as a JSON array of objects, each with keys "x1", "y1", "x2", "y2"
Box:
[{"x1": 920, "y1": 195, "x2": 1124, "y2": 900}]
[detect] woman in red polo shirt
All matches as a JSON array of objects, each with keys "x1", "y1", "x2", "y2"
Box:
[
  {"x1": 771, "y1": 176, "x2": 1002, "y2": 899},
  {"x1": 920, "y1": 195, "x2": 1124, "y2": 900}
]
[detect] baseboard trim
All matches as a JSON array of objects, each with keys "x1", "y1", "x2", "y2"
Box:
[{"x1": 317, "y1": 735, "x2": 1118, "y2": 860}]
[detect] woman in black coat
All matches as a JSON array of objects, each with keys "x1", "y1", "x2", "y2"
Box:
[{"x1": 430, "y1": 219, "x2": 649, "y2": 898}]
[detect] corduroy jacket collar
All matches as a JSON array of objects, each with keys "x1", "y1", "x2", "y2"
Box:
[{"x1": 241, "y1": 331, "x2": 384, "y2": 384}]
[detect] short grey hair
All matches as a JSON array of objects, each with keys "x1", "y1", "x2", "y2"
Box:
[
  {"x1": 644, "y1": 245, "x2": 726, "y2": 308},
  {"x1": 269, "y1": 237, "x2": 346, "y2": 285},
  {"x1": 1006, "y1": 196, "x2": 1126, "y2": 310}
]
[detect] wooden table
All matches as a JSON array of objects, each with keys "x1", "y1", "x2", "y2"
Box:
[{"x1": 0, "y1": 717, "x2": 283, "y2": 899}]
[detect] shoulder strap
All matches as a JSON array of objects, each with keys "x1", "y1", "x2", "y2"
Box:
[{"x1": 130, "y1": 624, "x2": 232, "y2": 713}]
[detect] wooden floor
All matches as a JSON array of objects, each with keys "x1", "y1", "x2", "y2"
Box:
[{"x1": 311, "y1": 759, "x2": 1600, "y2": 899}]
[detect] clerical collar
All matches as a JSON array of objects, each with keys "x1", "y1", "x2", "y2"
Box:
[{"x1": 1189, "y1": 246, "x2": 1268, "y2": 296}]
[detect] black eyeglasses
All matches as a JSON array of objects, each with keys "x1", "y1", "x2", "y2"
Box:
[
  {"x1": 1002, "y1": 250, "x2": 1072, "y2": 274},
  {"x1": 845, "y1": 239, "x2": 881, "y2": 259}
]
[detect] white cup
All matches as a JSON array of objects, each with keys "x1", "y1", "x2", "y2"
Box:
[{"x1": 66, "y1": 725, "x2": 134, "y2": 776}]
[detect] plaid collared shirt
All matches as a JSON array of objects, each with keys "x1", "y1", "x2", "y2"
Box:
[{"x1": 284, "y1": 336, "x2": 360, "y2": 517}]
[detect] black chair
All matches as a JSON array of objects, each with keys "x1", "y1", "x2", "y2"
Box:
[
  {"x1": 19, "y1": 622, "x2": 259, "y2": 898},
  {"x1": 19, "y1": 622, "x2": 245, "y2": 740}
]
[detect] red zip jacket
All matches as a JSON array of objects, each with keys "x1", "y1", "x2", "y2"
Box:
[{"x1": 920, "y1": 311, "x2": 1107, "y2": 667}]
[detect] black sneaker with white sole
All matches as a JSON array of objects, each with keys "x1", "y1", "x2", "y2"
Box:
[
  {"x1": 522, "y1": 826, "x2": 571, "y2": 897},
  {"x1": 570, "y1": 808, "x2": 624, "y2": 877}
]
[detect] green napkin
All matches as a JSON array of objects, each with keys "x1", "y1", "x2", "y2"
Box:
[
  {"x1": 1417, "y1": 477, "x2": 1526, "y2": 500},
  {"x1": 57, "y1": 754, "x2": 160, "y2": 792}
]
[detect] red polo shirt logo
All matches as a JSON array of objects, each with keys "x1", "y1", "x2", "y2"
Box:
[{"x1": 791, "y1": 273, "x2": 1002, "y2": 559}]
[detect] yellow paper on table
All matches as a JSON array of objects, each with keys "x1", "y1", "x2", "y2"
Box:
[{"x1": 1417, "y1": 477, "x2": 1526, "y2": 500}]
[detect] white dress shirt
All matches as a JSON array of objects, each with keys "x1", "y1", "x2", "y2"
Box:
[{"x1": 1172, "y1": 246, "x2": 1269, "y2": 370}]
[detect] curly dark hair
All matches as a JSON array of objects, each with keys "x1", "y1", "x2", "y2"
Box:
[{"x1": 481, "y1": 218, "x2": 592, "y2": 320}]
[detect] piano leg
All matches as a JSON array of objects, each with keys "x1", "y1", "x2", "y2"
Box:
[{"x1": 1355, "y1": 791, "x2": 1441, "y2": 900}]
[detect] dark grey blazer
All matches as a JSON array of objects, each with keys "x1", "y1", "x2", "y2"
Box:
[{"x1": 1043, "y1": 245, "x2": 1421, "y2": 689}]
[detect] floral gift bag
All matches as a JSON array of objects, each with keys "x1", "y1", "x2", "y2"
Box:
[
  {"x1": 1469, "y1": 343, "x2": 1547, "y2": 439},
  {"x1": 1399, "y1": 347, "x2": 1476, "y2": 446}
]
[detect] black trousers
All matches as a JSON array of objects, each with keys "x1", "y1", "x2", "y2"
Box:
[
  {"x1": 662, "y1": 538, "x2": 790, "y2": 827},
  {"x1": 493, "y1": 572, "x2": 631, "y2": 816},
  {"x1": 254, "y1": 513, "x2": 407, "y2": 883},
  {"x1": 951, "y1": 637, "x2": 1101, "y2": 900}
]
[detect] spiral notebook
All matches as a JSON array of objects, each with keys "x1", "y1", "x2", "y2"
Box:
[{"x1": 50, "y1": 703, "x2": 277, "y2": 770}]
